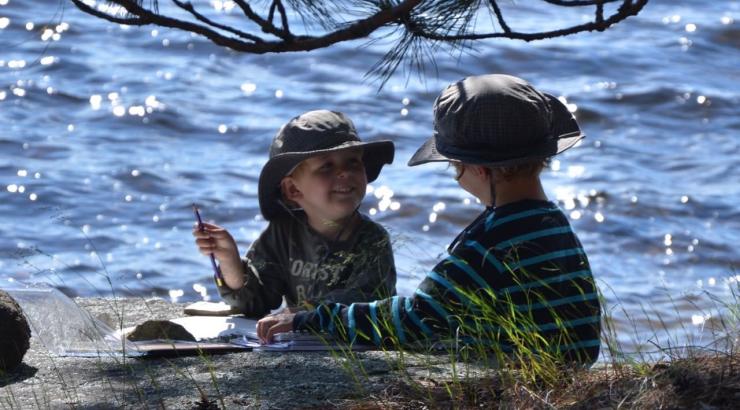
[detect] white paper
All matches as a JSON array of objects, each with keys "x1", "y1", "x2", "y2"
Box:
[{"x1": 170, "y1": 316, "x2": 259, "y2": 341}]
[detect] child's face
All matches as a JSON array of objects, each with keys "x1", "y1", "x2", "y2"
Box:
[
  {"x1": 453, "y1": 163, "x2": 494, "y2": 206},
  {"x1": 282, "y1": 148, "x2": 367, "y2": 223}
]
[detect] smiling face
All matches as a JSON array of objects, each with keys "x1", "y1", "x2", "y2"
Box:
[{"x1": 281, "y1": 147, "x2": 367, "y2": 227}]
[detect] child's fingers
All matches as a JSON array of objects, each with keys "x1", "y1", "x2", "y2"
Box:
[
  {"x1": 265, "y1": 321, "x2": 292, "y2": 343},
  {"x1": 192, "y1": 229, "x2": 232, "y2": 246},
  {"x1": 199, "y1": 222, "x2": 223, "y2": 230},
  {"x1": 256, "y1": 317, "x2": 273, "y2": 343},
  {"x1": 199, "y1": 229, "x2": 233, "y2": 243},
  {"x1": 192, "y1": 221, "x2": 226, "y2": 233},
  {"x1": 256, "y1": 317, "x2": 265, "y2": 336},
  {"x1": 194, "y1": 237, "x2": 230, "y2": 255},
  {"x1": 193, "y1": 238, "x2": 214, "y2": 251},
  {"x1": 256, "y1": 314, "x2": 294, "y2": 343},
  {"x1": 192, "y1": 228, "x2": 210, "y2": 238},
  {"x1": 257, "y1": 315, "x2": 291, "y2": 343}
]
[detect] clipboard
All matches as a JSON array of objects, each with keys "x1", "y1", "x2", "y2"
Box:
[{"x1": 128, "y1": 341, "x2": 253, "y2": 357}]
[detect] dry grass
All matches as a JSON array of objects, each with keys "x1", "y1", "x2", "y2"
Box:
[
  {"x1": 325, "y1": 275, "x2": 740, "y2": 409},
  {"x1": 335, "y1": 351, "x2": 739, "y2": 409}
]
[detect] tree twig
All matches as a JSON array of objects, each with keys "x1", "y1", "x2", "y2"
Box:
[
  {"x1": 70, "y1": 0, "x2": 144, "y2": 25},
  {"x1": 172, "y1": 0, "x2": 263, "y2": 42},
  {"x1": 273, "y1": 0, "x2": 292, "y2": 39},
  {"x1": 542, "y1": 0, "x2": 620, "y2": 6},
  {"x1": 411, "y1": 0, "x2": 648, "y2": 42},
  {"x1": 233, "y1": 0, "x2": 291, "y2": 40},
  {"x1": 488, "y1": 1, "x2": 511, "y2": 34}
]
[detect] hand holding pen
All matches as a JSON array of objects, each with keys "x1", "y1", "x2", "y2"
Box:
[{"x1": 192, "y1": 204, "x2": 243, "y2": 289}]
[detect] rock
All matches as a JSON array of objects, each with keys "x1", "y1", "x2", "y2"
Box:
[
  {"x1": 0, "y1": 290, "x2": 32, "y2": 372},
  {"x1": 6, "y1": 298, "x2": 465, "y2": 408},
  {"x1": 126, "y1": 320, "x2": 197, "y2": 342}
]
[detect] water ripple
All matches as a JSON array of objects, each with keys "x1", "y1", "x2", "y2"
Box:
[{"x1": 1, "y1": 0, "x2": 738, "y2": 354}]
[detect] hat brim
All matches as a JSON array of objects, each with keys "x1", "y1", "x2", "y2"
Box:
[
  {"x1": 259, "y1": 140, "x2": 394, "y2": 220},
  {"x1": 408, "y1": 93, "x2": 584, "y2": 167}
]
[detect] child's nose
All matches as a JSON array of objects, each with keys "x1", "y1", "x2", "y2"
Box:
[{"x1": 335, "y1": 164, "x2": 356, "y2": 177}]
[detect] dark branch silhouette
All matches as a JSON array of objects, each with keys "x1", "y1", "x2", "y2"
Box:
[{"x1": 70, "y1": 0, "x2": 649, "y2": 84}]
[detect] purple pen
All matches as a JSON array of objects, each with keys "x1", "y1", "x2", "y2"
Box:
[{"x1": 193, "y1": 204, "x2": 225, "y2": 287}]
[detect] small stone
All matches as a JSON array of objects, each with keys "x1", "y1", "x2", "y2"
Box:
[
  {"x1": 126, "y1": 320, "x2": 197, "y2": 342},
  {"x1": 191, "y1": 396, "x2": 220, "y2": 410},
  {"x1": 0, "y1": 290, "x2": 32, "y2": 372}
]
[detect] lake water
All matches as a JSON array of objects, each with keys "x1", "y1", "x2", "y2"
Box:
[{"x1": 1, "y1": 0, "x2": 738, "y2": 355}]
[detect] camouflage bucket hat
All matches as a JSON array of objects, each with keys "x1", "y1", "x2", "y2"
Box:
[{"x1": 258, "y1": 110, "x2": 394, "y2": 220}]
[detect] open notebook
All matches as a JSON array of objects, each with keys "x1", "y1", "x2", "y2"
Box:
[
  {"x1": 178, "y1": 301, "x2": 375, "y2": 352},
  {"x1": 169, "y1": 313, "x2": 374, "y2": 352}
]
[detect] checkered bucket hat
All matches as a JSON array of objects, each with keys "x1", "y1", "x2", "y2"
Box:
[{"x1": 408, "y1": 74, "x2": 584, "y2": 167}]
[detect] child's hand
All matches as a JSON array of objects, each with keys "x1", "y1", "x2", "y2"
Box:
[
  {"x1": 256, "y1": 312, "x2": 295, "y2": 344},
  {"x1": 192, "y1": 222, "x2": 239, "y2": 261},
  {"x1": 192, "y1": 222, "x2": 244, "y2": 288},
  {"x1": 274, "y1": 306, "x2": 303, "y2": 314}
]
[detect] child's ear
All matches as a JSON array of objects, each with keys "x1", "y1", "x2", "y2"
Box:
[
  {"x1": 280, "y1": 177, "x2": 303, "y2": 202},
  {"x1": 488, "y1": 167, "x2": 504, "y2": 183},
  {"x1": 471, "y1": 165, "x2": 492, "y2": 179}
]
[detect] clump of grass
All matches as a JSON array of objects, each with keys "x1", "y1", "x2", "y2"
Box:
[
  {"x1": 191, "y1": 393, "x2": 220, "y2": 410},
  {"x1": 327, "y1": 275, "x2": 740, "y2": 409}
]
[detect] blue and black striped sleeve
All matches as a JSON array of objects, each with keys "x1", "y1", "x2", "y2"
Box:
[
  {"x1": 291, "y1": 249, "x2": 488, "y2": 346},
  {"x1": 293, "y1": 203, "x2": 601, "y2": 364}
]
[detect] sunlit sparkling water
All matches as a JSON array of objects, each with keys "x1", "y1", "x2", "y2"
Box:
[{"x1": 1, "y1": 0, "x2": 738, "y2": 355}]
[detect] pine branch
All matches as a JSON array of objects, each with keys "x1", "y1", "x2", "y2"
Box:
[
  {"x1": 232, "y1": 0, "x2": 292, "y2": 41},
  {"x1": 70, "y1": 0, "x2": 144, "y2": 25},
  {"x1": 411, "y1": 0, "x2": 648, "y2": 41},
  {"x1": 73, "y1": 0, "x2": 422, "y2": 52},
  {"x1": 172, "y1": 0, "x2": 264, "y2": 42},
  {"x1": 273, "y1": 1, "x2": 292, "y2": 36},
  {"x1": 70, "y1": 0, "x2": 650, "y2": 85},
  {"x1": 542, "y1": 0, "x2": 621, "y2": 6},
  {"x1": 489, "y1": 0, "x2": 511, "y2": 34}
]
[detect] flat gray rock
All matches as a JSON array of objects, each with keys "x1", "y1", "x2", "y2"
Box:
[{"x1": 0, "y1": 297, "x2": 458, "y2": 409}]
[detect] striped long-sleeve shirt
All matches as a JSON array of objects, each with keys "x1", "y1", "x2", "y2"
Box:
[{"x1": 293, "y1": 199, "x2": 601, "y2": 365}]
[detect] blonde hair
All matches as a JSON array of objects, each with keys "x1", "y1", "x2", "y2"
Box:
[{"x1": 489, "y1": 159, "x2": 549, "y2": 181}]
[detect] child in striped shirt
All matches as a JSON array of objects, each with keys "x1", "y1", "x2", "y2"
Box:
[{"x1": 257, "y1": 74, "x2": 601, "y2": 365}]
